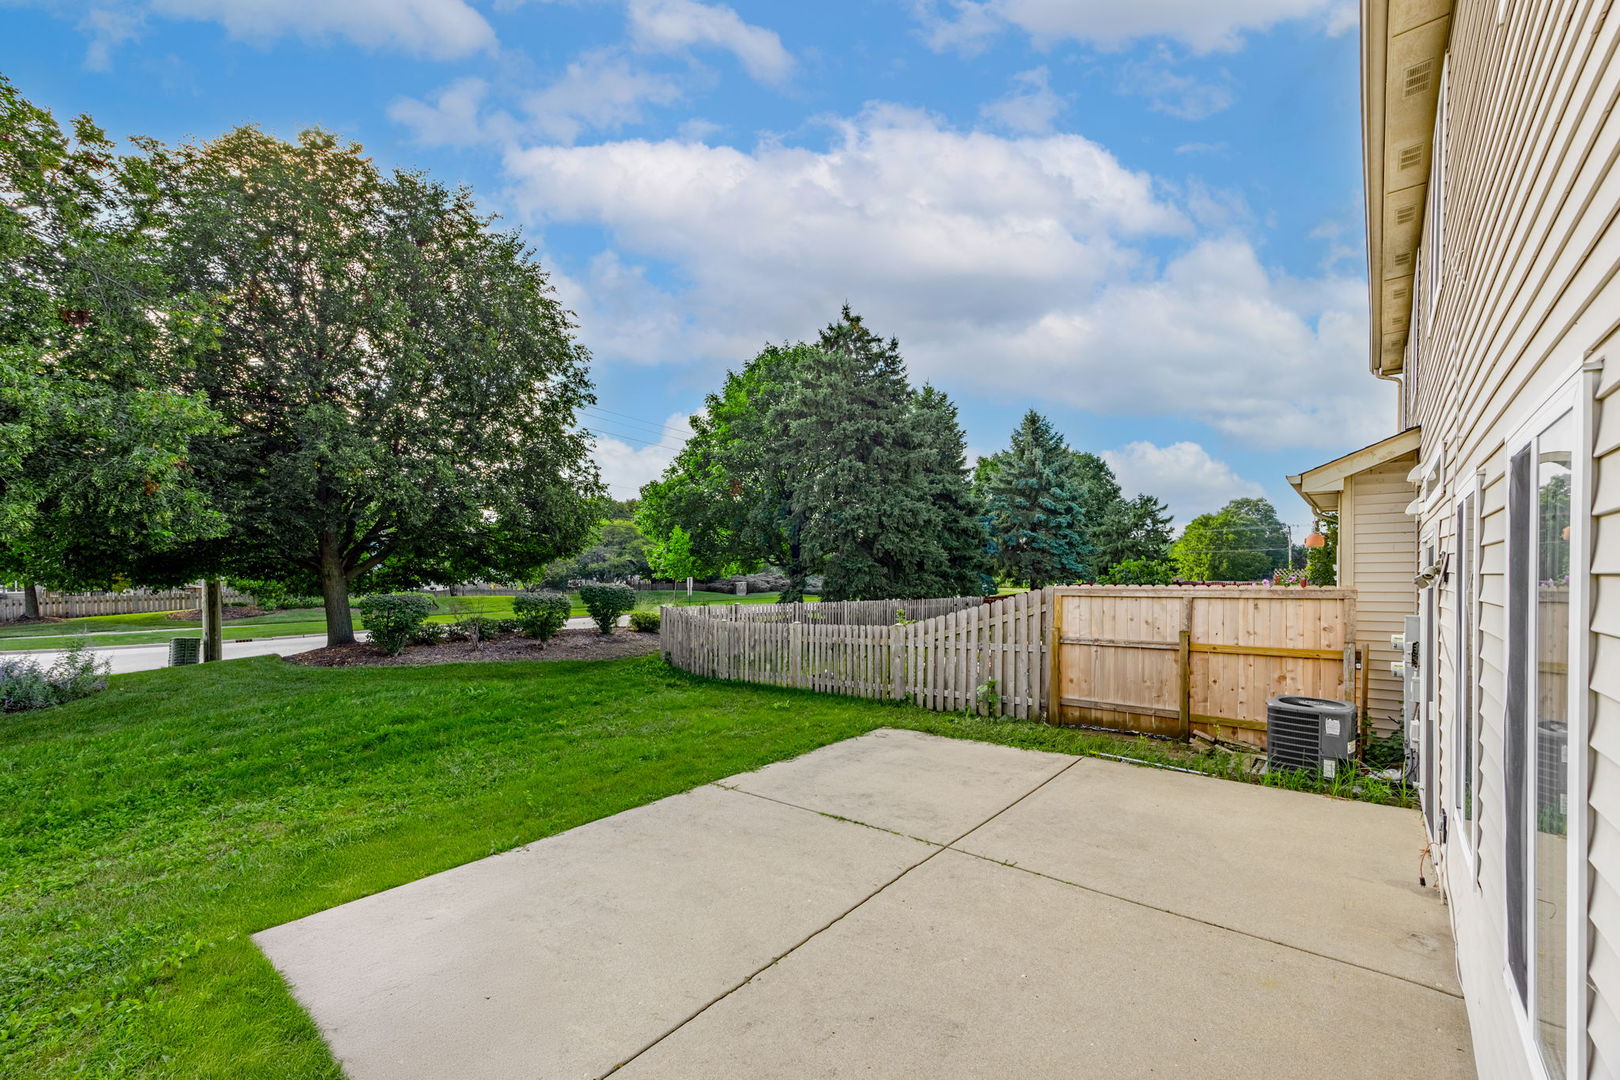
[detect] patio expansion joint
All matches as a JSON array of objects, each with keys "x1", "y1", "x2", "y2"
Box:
[
  {"x1": 593, "y1": 758, "x2": 1085, "y2": 1079},
  {"x1": 708, "y1": 782, "x2": 945, "y2": 848},
  {"x1": 944, "y1": 847, "x2": 1467, "y2": 1002}
]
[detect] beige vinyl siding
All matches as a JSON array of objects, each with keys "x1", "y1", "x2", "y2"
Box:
[
  {"x1": 1588, "y1": 372, "x2": 1620, "y2": 1078},
  {"x1": 1339, "y1": 456, "x2": 1418, "y2": 732},
  {"x1": 1394, "y1": 0, "x2": 1620, "y2": 1075}
]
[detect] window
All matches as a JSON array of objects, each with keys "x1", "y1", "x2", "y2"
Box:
[
  {"x1": 1530, "y1": 410, "x2": 1572, "y2": 1079},
  {"x1": 1505, "y1": 447, "x2": 1530, "y2": 1005},
  {"x1": 1507, "y1": 402, "x2": 1579, "y2": 1080},
  {"x1": 1452, "y1": 488, "x2": 1479, "y2": 865}
]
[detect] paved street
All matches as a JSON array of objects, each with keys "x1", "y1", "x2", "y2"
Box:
[{"x1": 0, "y1": 616, "x2": 616, "y2": 675}]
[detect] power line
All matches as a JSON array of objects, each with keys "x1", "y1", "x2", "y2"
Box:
[
  {"x1": 581, "y1": 404, "x2": 697, "y2": 439},
  {"x1": 581, "y1": 425, "x2": 689, "y2": 454}
]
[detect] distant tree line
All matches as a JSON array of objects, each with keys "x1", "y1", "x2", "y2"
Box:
[{"x1": 638, "y1": 312, "x2": 1182, "y2": 600}]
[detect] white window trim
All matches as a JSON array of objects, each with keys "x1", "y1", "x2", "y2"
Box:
[
  {"x1": 1448, "y1": 474, "x2": 1480, "y2": 876},
  {"x1": 1498, "y1": 365, "x2": 1594, "y2": 1080}
]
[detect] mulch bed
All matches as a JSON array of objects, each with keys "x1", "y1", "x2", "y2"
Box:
[
  {"x1": 166, "y1": 605, "x2": 270, "y2": 621},
  {"x1": 286, "y1": 627, "x2": 661, "y2": 667}
]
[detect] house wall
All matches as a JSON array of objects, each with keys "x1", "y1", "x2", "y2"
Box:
[
  {"x1": 1339, "y1": 453, "x2": 1419, "y2": 734},
  {"x1": 1395, "y1": 1, "x2": 1620, "y2": 1077}
]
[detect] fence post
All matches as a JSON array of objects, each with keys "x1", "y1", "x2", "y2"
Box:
[
  {"x1": 1045, "y1": 589, "x2": 1061, "y2": 723},
  {"x1": 890, "y1": 622, "x2": 905, "y2": 700},
  {"x1": 790, "y1": 621, "x2": 804, "y2": 688},
  {"x1": 1177, "y1": 596, "x2": 1193, "y2": 739}
]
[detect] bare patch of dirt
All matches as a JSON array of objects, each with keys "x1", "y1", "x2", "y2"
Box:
[
  {"x1": 166, "y1": 605, "x2": 269, "y2": 622},
  {"x1": 286, "y1": 627, "x2": 661, "y2": 667}
]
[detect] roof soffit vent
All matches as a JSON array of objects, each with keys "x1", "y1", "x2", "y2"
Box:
[
  {"x1": 1403, "y1": 58, "x2": 1435, "y2": 98},
  {"x1": 1398, "y1": 142, "x2": 1424, "y2": 170}
]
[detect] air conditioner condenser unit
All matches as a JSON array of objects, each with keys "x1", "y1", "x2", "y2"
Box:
[{"x1": 1266, "y1": 695, "x2": 1358, "y2": 777}]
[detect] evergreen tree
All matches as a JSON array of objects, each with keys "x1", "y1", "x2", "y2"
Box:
[
  {"x1": 1093, "y1": 493, "x2": 1175, "y2": 570},
  {"x1": 782, "y1": 308, "x2": 936, "y2": 600},
  {"x1": 641, "y1": 310, "x2": 991, "y2": 602},
  {"x1": 909, "y1": 385, "x2": 993, "y2": 595},
  {"x1": 980, "y1": 410, "x2": 1090, "y2": 587}
]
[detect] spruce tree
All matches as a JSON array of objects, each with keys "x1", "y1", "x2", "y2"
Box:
[
  {"x1": 781, "y1": 308, "x2": 935, "y2": 600},
  {"x1": 909, "y1": 385, "x2": 993, "y2": 595},
  {"x1": 981, "y1": 411, "x2": 1090, "y2": 587}
]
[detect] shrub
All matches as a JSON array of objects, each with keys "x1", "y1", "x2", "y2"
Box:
[
  {"x1": 452, "y1": 615, "x2": 517, "y2": 643},
  {"x1": 513, "y1": 591, "x2": 570, "y2": 641},
  {"x1": 1098, "y1": 558, "x2": 1176, "y2": 586},
  {"x1": 355, "y1": 593, "x2": 434, "y2": 656},
  {"x1": 408, "y1": 622, "x2": 447, "y2": 646},
  {"x1": 1, "y1": 640, "x2": 110, "y2": 713},
  {"x1": 628, "y1": 609, "x2": 661, "y2": 633},
  {"x1": 577, "y1": 582, "x2": 635, "y2": 634}
]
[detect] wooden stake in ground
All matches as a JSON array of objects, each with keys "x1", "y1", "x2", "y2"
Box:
[{"x1": 201, "y1": 580, "x2": 224, "y2": 662}]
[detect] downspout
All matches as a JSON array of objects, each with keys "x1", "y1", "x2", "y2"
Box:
[{"x1": 1375, "y1": 369, "x2": 1404, "y2": 428}]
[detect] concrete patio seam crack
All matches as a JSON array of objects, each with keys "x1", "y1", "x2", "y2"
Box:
[
  {"x1": 709, "y1": 783, "x2": 944, "y2": 847},
  {"x1": 946, "y1": 847, "x2": 1467, "y2": 1002},
  {"x1": 594, "y1": 757, "x2": 1085, "y2": 1079}
]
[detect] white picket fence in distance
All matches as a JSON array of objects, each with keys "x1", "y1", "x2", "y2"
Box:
[
  {"x1": 660, "y1": 591, "x2": 1049, "y2": 718},
  {"x1": 0, "y1": 586, "x2": 253, "y2": 621}
]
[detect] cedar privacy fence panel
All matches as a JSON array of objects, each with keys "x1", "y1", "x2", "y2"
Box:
[
  {"x1": 1050, "y1": 586, "x2": 1356, "y2": 749},
  {"x1": 663, "y1": 586, "x2": 1358, "y2": 748},
  {"x1": 0, "y1": 586, "x2": 252, "y2": 621}
]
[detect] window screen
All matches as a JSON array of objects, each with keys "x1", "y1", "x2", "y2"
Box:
[{"x1": 1505, "y1": 446, "x2": 1531, "y2": 1004}]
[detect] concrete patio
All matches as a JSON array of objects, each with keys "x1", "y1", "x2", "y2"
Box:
[{"x1": 255, "y1": 728, "x2": 1475, "y2": 1079}]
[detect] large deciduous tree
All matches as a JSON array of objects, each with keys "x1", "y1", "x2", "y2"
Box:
[
  {"x1": 1170, "y1": 497, "x2": 1290, "y2": 582},
  {"x1": 143, "y1": 127, "x2": 600, "y2": 644},
  {"x1": 0, "y1": 76, "x2": 223, "y2": 592}
]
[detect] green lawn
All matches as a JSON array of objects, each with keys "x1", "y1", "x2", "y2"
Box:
[
  {"x1": 0, "y1": 654, "x2": 1411, "y2": 1078},
  {"x1": 0, "y1": 590, "x2": 809, "y2": 651}
]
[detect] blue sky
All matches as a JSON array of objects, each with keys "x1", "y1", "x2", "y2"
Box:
[{"x1": 2, "y1": 0, "x2": 1388, "y2": 530}]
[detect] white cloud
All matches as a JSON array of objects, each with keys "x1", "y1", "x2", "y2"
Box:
[
  {"x1": 79, "y1": 5, "x2": 145, "y2": 70},
  {"x1": 503, "y1": 106, "x2": 1387, "y2": 452},
  {"x1": 1102, "y1": 441, "x2": 1264, "y2": 526},
  {"x1": 626, "y1": 0, "x2": 794, "y2": 83},
  {"x1": 389, "y1": 77, "x2": 521, "y2": 147},
  {"x1": 979, "y1": 66, "x2": 1066, "y2": 134},
  {"x1": 148, "y1": 0, "x2": 496, "y2": 59},
  {"x1": 915, "y1": 0, "x2": 1336, "y2": 53},
  {"x1": 523, "y1": 49, "x2": 684, "y2": 143},
  {"x1": 1118, "y1": 48, "x2": 1234, "y2": 120},
  {"x1": 590, "y1": 412, "x2": 693, "y2": 498}
]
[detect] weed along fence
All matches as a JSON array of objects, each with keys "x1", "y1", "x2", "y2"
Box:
[{"x1": 662, "y1": 586, "x2": 1359, "y2": 749}]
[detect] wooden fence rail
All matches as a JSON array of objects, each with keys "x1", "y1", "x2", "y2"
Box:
[{"x1": 662, "y1": 586, "x2": 1358, "y2": 748}]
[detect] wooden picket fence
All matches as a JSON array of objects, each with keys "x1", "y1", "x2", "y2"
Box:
[
  {"x1": 0, "y1": 586, "x2": 253, "y2": 621},
  {"x1": 662, "y1": 585, "x2": 1359, "y2": 748}
]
